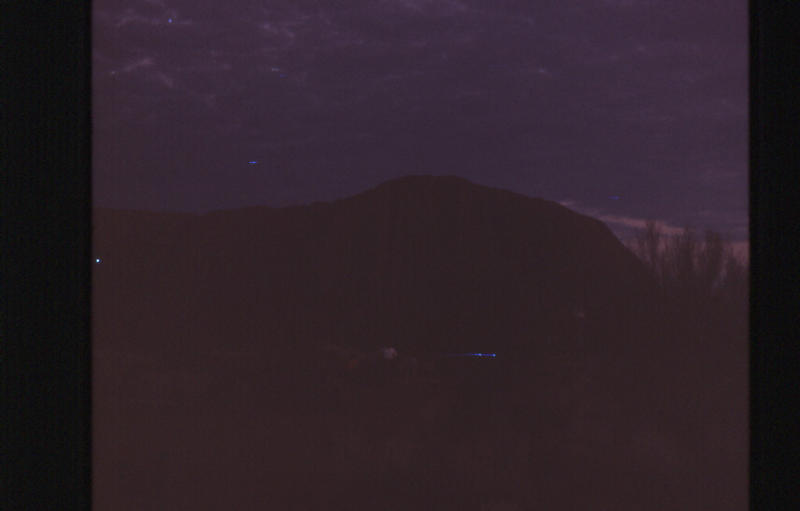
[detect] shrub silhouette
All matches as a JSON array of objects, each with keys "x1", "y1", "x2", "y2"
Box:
[{"x1": 629, "y1": 221, "x2": 747, "y2": 313}]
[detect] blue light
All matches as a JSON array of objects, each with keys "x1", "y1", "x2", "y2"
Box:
[
  {"x1": 609, "y1": 195, "x2": 620, "y2": 200},
  {"x1": 248, "y1": 161, "x2": 258, "y2": 164},
  {"x1": 279, "y1": 74, "x2": 287, "y2": 78},
  {"x1": 168, "y1": 18, "x2": 173, "y2": 23}
]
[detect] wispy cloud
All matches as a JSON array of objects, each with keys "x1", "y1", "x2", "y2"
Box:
[
  {"x1": 258, "y1": 21, "x2": 297, "y2": 39},
  {"x1": 114, "y1": 7, "x2": 193, "y2": 28},
  {"x1": 120, "y1": 57, "x2": 155, "y2": 73},
  {"x1": 559, "y1": 199, "x2": 684, "y2": 238},
  {"x1": 154, "y1": 72, "x2": 176, "y2": 89},
  {"x1": 115, "y1": 10, "x2": 159, "y2": 28},
  {"x1": 92, "y1": 1, "x2": 747, "y2": 216},
  {"x1": 603, "y1": 215, "x2": 748, "y2": 263},
  {"x1": 390, "y1": 0, "x2": 469, "y2": 14},
  {"x1": 694, "y1": 168, "x2": 744, "y2": 185},
  {"x1": 597, "y1": 214, "x2": 684, "y2": 235}
]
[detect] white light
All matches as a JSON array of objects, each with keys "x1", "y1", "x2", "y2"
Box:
[{"x1": 95, "y1": 258, "x2": 101, "y2": 264}]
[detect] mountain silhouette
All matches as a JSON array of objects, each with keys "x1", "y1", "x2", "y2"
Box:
[
  {"x1": 92, "y1": 175, "x2": 746, "y2": 510},
  {"x1": 94, "y1": 175, "x2": 659, "y2": 364}
]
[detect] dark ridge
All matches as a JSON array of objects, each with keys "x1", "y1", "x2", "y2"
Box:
[
  {"x1": 94, "y1": 175, "x2": 655, "y2": 355},
  {"x1": 92, "y1": 175, "x2": 745, "y2": 511}
]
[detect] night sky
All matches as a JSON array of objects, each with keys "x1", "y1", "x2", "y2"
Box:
[{"x1": 92, "y1": 0, "x2": 748, "y2": 247}]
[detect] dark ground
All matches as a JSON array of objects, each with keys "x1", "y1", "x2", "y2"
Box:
[
  {"x1": 92, "y1": 178, "x2": 746, "y2": 509},
  {"x1": 93, "y1": 334, "x2": 746, "y2": 511}
]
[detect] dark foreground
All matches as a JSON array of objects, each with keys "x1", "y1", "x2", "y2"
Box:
[
  {"x1": 94, "y1": 340, "x2": 746, "y2": 511},
  {"x1": 91, "y1": 178, "x2": 746, "y2": 509}
]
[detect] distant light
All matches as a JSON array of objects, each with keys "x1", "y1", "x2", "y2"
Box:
[
  {"x1": 95, "y1": 258, "x2": 102, "y2": 264},
  {"x1": 279, "y1": 74, "x2": 287, "y2": 78},
  {"x1": 168, "y1": 18, "x2": 173, "y2": 23},
  {"x1": 248, "y1": 161, "x2": 258, "y2": 164},
  {"x1": 609, "y1": 195, "x2": 620, "y2": 200}
]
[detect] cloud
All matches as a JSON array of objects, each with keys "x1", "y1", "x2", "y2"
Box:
[
  {"x1": 154, "y1": 72, "x2": 176, "y2": 89},
  {"x1": 558, "y1": 199, "x2": 686, "y2": 239},
  {"x1": 694, "y1": 168, "x2": 745, "y2": 185},
  {"x1": 258, "y1": 20, "x2": 297, "y2": 40},
  {"x1": 392, "y1": 0, "x2": 469, "y2": 14},
  {"x1": 111, "y1": 5, "x2": 193, "y2": 29},
  {"x1": 92, "y1": 0, "x2": 747, "y2": 218},
  {"x1": 115, "y1": 9, "x2": 161, "y2": 28},
  {"x1": 120, "y1": 57, "x2": 155, "y2": 73},
  {"x1": 596, "y1": 214, "x2": 684, "y2": 235}
]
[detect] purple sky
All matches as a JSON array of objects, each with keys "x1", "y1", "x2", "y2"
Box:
[{"x1": 92, "y1": 0, "x2": 748, "y2": 246}]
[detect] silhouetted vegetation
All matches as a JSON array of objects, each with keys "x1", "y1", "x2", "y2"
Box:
[
  {"x1": 629, "y1": 221, "x2": 748, "y2": 317},
  {"x1": 626, "y1": 222, "x2": 749, "y2": 496},
  {"x1": 93, "y1": 179, "x2": 748, "y2": 510}
]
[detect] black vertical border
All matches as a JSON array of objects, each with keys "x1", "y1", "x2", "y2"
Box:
[
  {"x1": 749, "y1": 1, "x2": 800, "y2": 510},
  {"x1": 0, "y1": 2, "x2": 92, "y2": 509}
]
